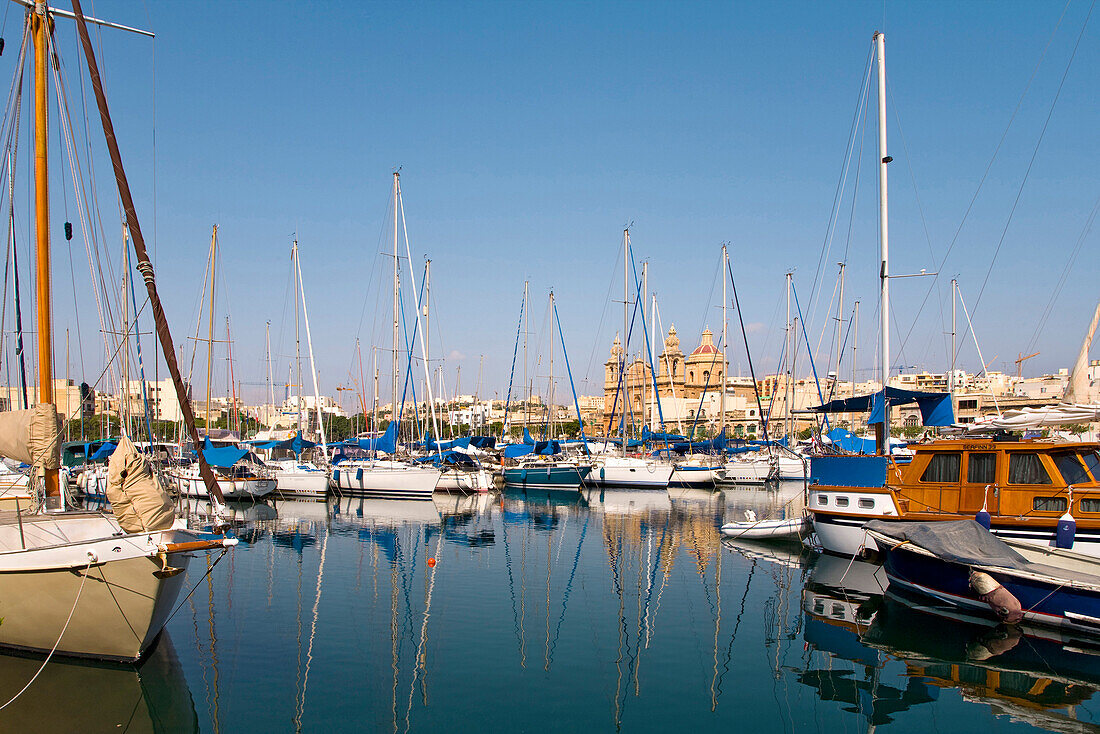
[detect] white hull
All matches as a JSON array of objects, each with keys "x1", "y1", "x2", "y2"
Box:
[
  {"x1": 719, "y1": 458, "x2": 774, "y2": 484},
  {"x1": 590, "y1": 457, "x2": 673, "y2": 488},
  {"x1": 670, "y1": 464, "x2": 722, "y2": 489},
  {"x1": 168, "y1": 468, "x2": 276, "y2": 501},
  {"x1": 271, "y1": 461, "x2": 329, "y2": 499},
  {"x1": 331, "y1": 461, "x2": 441, "y2": 500},
  {"x1": 775, "y1": 455, "x2": 807, "y2": 480},
  {"x1": 0, "y1": 513, "x2": 230, "y2": 661},
  {"x1": 721, "y1": 516, "x2": 808, "y2": 540},
  {"x1": 436, "y1": 467, "x2": 494, "y2": 493}
]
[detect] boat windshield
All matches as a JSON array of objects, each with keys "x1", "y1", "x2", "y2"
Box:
[
  {"x1": 1052, "y1": 451, "x2": 1091, "y2": 486},
  {"x1": 1080, "y1": 450, "x2": 1100, "y2": 483}
]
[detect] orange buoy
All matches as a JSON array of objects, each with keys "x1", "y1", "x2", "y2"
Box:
[{"x1": 427, "y1": 557, "x2": 436, "y2": 568}]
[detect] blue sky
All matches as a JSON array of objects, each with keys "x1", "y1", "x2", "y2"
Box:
[{"x1": 15, "y1": 1, "x2": 1099, "y2": 410}]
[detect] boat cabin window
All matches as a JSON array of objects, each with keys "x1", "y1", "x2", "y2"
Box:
[
  {"x1": 920, "y1": 453, "x2": 960, "y2": 483},
  {"x1": 858, "y1": 498, "x2": 874, "y2": 509},
  {"x1": 1083, "y1": 451, "x2": 1100, "y2": 482},
  {"x1": 1081, "y1": 497, "x2": 1100, "y2": 513},
  {"x1": 1033, "y1": 496, "x2": 1067, "y2": 513},
  {"x1": 1008, "y1": 453, "x2": 1052, "y2": 485},
  {"x1": 1052, "y1": 451, "x2": 1093, "y2": 485},
  {"x1": 835, "y1": 497, "x2": 849, "y2": 507},
  {"x1": 966, "y1": 453, "x2": 997, "y2": 484},
  {"x1": 817, "y1": 494, "x2": 828, "y2": 505}
]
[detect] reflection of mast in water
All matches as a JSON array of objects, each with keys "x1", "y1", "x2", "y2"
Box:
[
  {"x1": 404, "y1": 531, "x2": 443, "y2": 730},
  {"x1": 546, "y1": 512, "x2": 589, "y2": 668},
  {"x1": 500, "y1": 499, "x2": 527, "y2": 667},
  {"x1": 713, "y1": 556, "x2": 757, "y2": 707},
  {"x1": 293, "y1": 530, "x2": 327, "y2": 732}
]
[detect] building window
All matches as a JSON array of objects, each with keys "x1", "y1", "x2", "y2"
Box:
[
  {"x1": 966, "y1": 453, "x2": 997, "y2": 485},
  {"x1": 959, "y1": 399, "x2": 977, "y2": 410},
  {"x1": 689, "y1": 371, "x2": 695, "y2": 383},
  {"x1": 703, "y1": 370, "x2": 710, "y2": 383},
  {"x1": 1008, "y1": 453, "x2": 1052, "y2": 485},
  {"x1": 1033, "y1": 496, "x2": 1067, "y2": 513},
  {"x1": 920, "y1": 453, "x2": 960, "y2": 483},
  {"x1": 904, "y1": 415, "x2": 918, "y2": 428}
]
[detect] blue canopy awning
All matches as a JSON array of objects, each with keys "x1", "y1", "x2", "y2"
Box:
[
  {"x1": 351, "y1": 423, "x2": 397, "y2": 454},
  {"x1": 810, "y1": 387, "x2": 954, "y2": 427}
]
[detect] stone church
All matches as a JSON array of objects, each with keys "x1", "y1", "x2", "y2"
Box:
[{"x1": 602, "y1": 325, "x2": 729, "y2": 430}]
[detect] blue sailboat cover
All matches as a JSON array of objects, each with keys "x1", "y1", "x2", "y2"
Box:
[
  {"x1": 201, "y1": 437, "x2": 249, "y2": 469},
  {"x1": 253, "y1": 431, "x2": 316, "y2": 454},
  {"x1": 810, "y1": 387, "x2": 954, "y2": 427}
]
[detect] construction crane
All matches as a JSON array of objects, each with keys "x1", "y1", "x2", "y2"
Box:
[{"x1": 1015, "y1": 352, "x2": 1040, "y2": 379}]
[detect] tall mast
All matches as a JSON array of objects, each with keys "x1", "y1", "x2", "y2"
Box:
[
  {"x1": 548, "y1": 291, "x2": 555, "y2": 439},
  {"x1": 622, "y1": 228, "x2": 629, "y2": 454},
  {"x1": 424, "y1": 257, "x2": 431, "y2": 402},
  {"x1": 834, "y1": 262, "x2": 845, "y2": 393},
  {"x1": 295, "y1": 238, "x2": 329, "y2": 459},
  {"x1": 265, "y1": 321, "x2": 274, "y2": 427},
  {"x1": 293, "y1": 238, "x2": 302, "y2": 434},
  {"x1": 523, "y1": 280, "x2": 529, "y2": 435},
  {"x1": 784, "y1": 271, "x2": 792, "y2": 443},
  {"x1": 641, "y1": 260, "x2": 648, "y2": 431},
  {"x1": 205, "y1": 225, "x2": 218, "y2": 435},
  {"x1": 852, "y1": 300, "x2": 859, "y2": 429},
  {"x1": 875, "y1": 31, "x2": 891, "y2": 454},
  {"x1": 391, "y1": 172, "x2": 400, "y2": 434},
  {"x1": 949, "y1": 279, "x2": 957, "y2": 395},
  {"x1": 720, "y1": 245, "x2": 727, "y2": 436},
  {"x1": 32, "y1": 2, "x2": 58, "y2": 500}
]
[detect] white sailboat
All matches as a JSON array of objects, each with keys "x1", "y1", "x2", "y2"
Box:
[
  {"x1": 591, "y1": 229, "x2": 674, "y2": 489},
  {"x1": 0, "y1": 1, "x2": 234, "y2": 662},
  {"x1": 331, "y1": 173, "x2": 441, "y2": 499},
  {"x1": 266, "y1": 238, "x2": 331, "y2": 499}
]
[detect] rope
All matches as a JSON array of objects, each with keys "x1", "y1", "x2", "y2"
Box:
[
  {"x1": 164, "y1": 547, "x2": 229, "y2": 624},
  {"x1": 0, "y1": 555, "x2": 94, "y2": 711}
]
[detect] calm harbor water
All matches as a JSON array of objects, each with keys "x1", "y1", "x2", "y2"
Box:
[{"x1": 5, "y1": 482, "x2": 1100, "y2": 733}]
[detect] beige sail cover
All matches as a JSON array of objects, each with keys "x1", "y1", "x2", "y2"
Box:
[
  {"x1": 107, "y1": 434, "x2": 175, "y2": 533},
  {"x1": 0, "y1": 403, "x2": 61, "y2": 469}
]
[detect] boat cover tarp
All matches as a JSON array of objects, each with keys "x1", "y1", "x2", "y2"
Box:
[
  {"x1": 865, "y1": 519, "x2": 1028, "y2": 569},
  {"x1": 810, "y1": 387, "x2": 954, "y2": 427},
  {"x1": 107, "y1": 434, "x2": 175, "y2": 533},
  {"x1": 90, "y1": 441, "x2": 117, "y2": 461},
  {"x1": 523, "y1": 428, "x2": 536, "y2": 445},
  {"x1": 416, "y1": 449, "x2": 477, "y2": 467},
  {"x1": 470, "y1": 436, "x2": 496, "y2": 449},
  {"x1": 202, "y1": 437, "x2": 249, "y2": 469},
  {"x1": 353, "y1": 422, "x2": 397, "y2": 454},
  {"x1": 253, "y1": 431, "x2": 316, "y2": 454},
  {"x1": 424, "y1": 435, "x2": 471, "y2": 452},
  {"x1": 0, "y1": 403, "x2": 61, "y2": 470},
  {"x1": 502, "y1": 439, "x2": 561, "y2": 458}
]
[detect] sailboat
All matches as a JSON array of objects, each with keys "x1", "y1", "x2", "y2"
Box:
[
  {"x1": 164, "y1": 226, "x2": 275, "y2": 502},
  {"x1": 0, "y1": 0, "x2": 234, "y2": 662},
  {"x1": 330, "y1": 173, "x2": 441, "y2": 499},
  {"x1": 590, "y1": 229, "x2": 674, "y2": 489},
  {"x1": 261, "y1": 238, "x2": 330, "y2": 499},
  {"x1": 502, "y1": 290, "x2": 592, "y2": 490}
]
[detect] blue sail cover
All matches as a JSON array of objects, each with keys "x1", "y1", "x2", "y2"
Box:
[
  {"x1": 502, "y1": 439, "x2": 561, "y2": 458},
  {"x1": 201, "y1": 437, "x2": 249, "y2": 469},
  {"x1": 503, "y1": 443, "x2": 534, "y2": 458},
  {"x1": 810, "y1": 387, "x2": 954, "y2": 427},
  {"x1": 253, "y1": 431, "x2": 316, "y2": 454},
  {"x1": 641, "y1": 427, "x2": 687, "y2": 443},
  {"x1": 416, "y1": 449, "x2": 477, "y2": 467},
  {"x1": 424, "y1": 434, "x2": 472, "y2": 452},
  {"x1": 353, "y1": 423, "x2": 397, "y2": 453},
  {"x1": 90, "y1": 442, "x2": 117, "y2": 461},
  {"x1": 522, "y1": 428, "x2": 536, "y2": 445},
  {"x1": 470, "y1": 436, "x2": 496, "y2": 449}
]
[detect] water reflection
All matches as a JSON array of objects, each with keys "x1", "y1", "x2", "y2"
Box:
[
  {"x1": 0, "y1": 634, "x2": 197, "y2": 733},
  {"x1": 43, "y1": 484, "x2": 1100, "y2": 732}
]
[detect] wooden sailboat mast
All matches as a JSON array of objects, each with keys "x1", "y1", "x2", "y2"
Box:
[{"x1": 32, "y1": 4, "x2": 58, "y2": 500}]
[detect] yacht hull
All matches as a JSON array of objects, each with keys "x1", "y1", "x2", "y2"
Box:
[{"x1": 331, "y1": 464, "x2": 441, "y2": 500}]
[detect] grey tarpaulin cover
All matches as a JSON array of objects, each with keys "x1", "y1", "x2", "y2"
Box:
[
  {"x1": 0, "y1": 403, "x2": 61, "y2": 471},
  {"x1": 865, "y1": 519, "x2": 1029, "y2": 570},
  {"x1": 107, "y1": 434, "x2": 175, "y2": 533}
]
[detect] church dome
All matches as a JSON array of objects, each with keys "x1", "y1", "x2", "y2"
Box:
[{"x1": 690, "y1": 328, "x2": 720, "y2": 356}]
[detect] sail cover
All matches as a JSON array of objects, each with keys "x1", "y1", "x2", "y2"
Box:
[
  {"x1": 810, "y1": 387, "x2": 954, "y2": 427},
  {"x1": 0, "y1": 403, "x2": 61, "y2": 471},
  {"x1": 107, "y1": 434, "x2": 175, "y2": 533}
]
